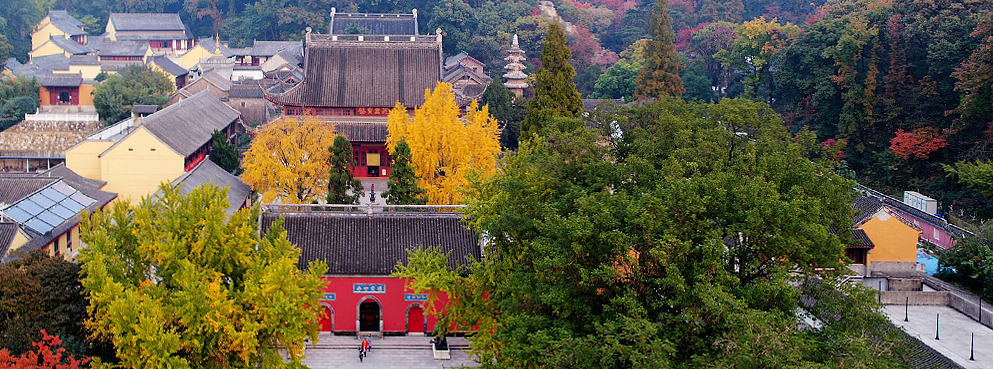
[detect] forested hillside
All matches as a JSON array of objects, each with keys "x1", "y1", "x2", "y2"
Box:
[{"x1": 2, "y1": 0, "x2": 991, "y2": 219}]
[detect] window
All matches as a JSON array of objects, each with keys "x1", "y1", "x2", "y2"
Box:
[
  {"x1": 241, "y1": 102, "x2": 246, "y2": 107},
  {"x1": 128, "y1": 148, "x2": 133, "y2": 151},
  {"x1": 66, "y1": 229, "x2": 73, "y2": 254},
  {"x1": 150, "y1": 148, "x2": 156, "y2": 151},
  {"x1": 933, "y1": 228, "x2": 940, "y2": 241},
  {"x1": 53, "y1": 238, "x2": 60, "y2": 256}
]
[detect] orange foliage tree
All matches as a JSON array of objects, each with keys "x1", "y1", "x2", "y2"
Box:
[
  {"x1": 890, "y1": 127, "x2": 948, "y2": 160},
  {"x1": 0, "y1": 331, "x2": 88, "y2": 369},
  {"x1": 242, "y1": 117, "x2": 336, "y2": 203},
  {"x1": 386, "y1": 82, "x2": 501, "y2": 205}
]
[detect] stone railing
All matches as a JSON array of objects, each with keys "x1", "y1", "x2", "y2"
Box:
[{"x1": 25, "y1": 111, "x2": 99, "y2": 123}]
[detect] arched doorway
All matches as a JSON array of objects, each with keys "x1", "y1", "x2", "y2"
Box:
[
  {"x1": 358, "y1": 299, "x2": 380, "y2": 332},
  {"x1": 407, "y1": 305, "x2": 424, "y2": 334},
  {"x1": 319, "y1": 306, "x2": 333, "y2": 332},
  {"x1": 58, "y1": 92, "x2": 71, "y2": 104}
]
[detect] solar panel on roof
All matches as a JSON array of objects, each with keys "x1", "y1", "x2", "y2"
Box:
[
  {"x1": 61, "y1": 199, "x2": 84, "y2": 213},
  {"x1": 15, "y1": 201, "x2": 44, "y2": 216},
  {"x1": 41, "y1": 187, "x2": 69, "y2": 201},
  {"x1": 52, "y1": 181, "x2": 75, "y2": 196},
  {"x1": 70, "y1": 192, "x2": 95, "y2": 207},
  {"x1": 37, "y1": 211, "x2": 63, "y2": 228},
  {"x1": 30, "y1": 194, "x2": 57, "y2": 209},
  {"x1": 2, "y1": 207, "x2": 32, "y2": 222},
  {"x1": 48, "y1": 204, "x2": 76, "y2": 219},
  {"x1": 26, "y1": 218, "x2": 54, "y2": 234}
]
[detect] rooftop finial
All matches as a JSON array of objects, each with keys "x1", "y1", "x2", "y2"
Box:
[
  {"x1": 513, "y1": 33, "x2": 519, "y2": 47},
  {"x1": 214, "y1": 33, "x2": 221, "y2": 56}
]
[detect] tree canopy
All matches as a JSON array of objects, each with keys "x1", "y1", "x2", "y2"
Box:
[
  {"x1": 92, "y1": 65, "x2": 172, "y2": 125},
  {"x1": 79, "y1": 184, "x2": 327, "y2": 368},
  {"x1": 386, "y1": 82, "x2": 500, "y2": 205},
  {"x1": 633, "y1": 0, "x2": 684, "y2": 99},
  {"x1": 396, "y1": 97, "x2": 910, "y2": 367},
  {"x1": 326, "y1": 135, "x2": 364, "y2": 204},
  {"x1": 522, "y1": 22, "x2": 583, "y2": 138},
  {"x1": 384, "y1": 139, "x2": 426, "y2": 205},
  {"x1": 209, "y1": 130, "x2": 240, "y2": 173},
  {"x1": 241, "y1": 117, "x2": 336, "y2": 204}
]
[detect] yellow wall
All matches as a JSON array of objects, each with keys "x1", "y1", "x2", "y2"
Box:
[
  {"x1": 32, "y1": 23, "x2": 66, "y2": 50},
  {"x1": 861, "y1": 211, "x2": 921, "y2": 265},
  {"x1": 69, "y1": 65, "x2": 101, "y2": 80},
  {"x1": 39, "y1": 86, "x2": 51, "y2": 106},
  {"x1": 176, "y1": 45, "x2": 213, "y2": 70},
  {"x1": 30, "y1": 40, "x2": 69, "y2": 59},
  {"x1": 105, "y1": 21, "x2": 117, "y2": 41},
  {"x1": 7, "y1": 228, "x2": 30, "y2": 253},
  {"x1": 148, "y1": 63, "x2": 179, "y2": 92},
  {"x1": 100, "y1": 127, "x2": 185, "y2": 203},
  {"x1": 44, "y1": 228, "x2": 79, "y2": 261},
  {"x1": 79, "y1": 84, "x2": 95, "y2": 106},
  {"x1": 66, "y1": 140, "x2": 114, "y2": 180}
]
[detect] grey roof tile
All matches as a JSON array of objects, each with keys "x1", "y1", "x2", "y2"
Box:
[
  {"x1": 0, "y1": 178, "x2": 57, "y2": 206},
  {"x1": 250, "y1": 40, "x2": 302, "y2": 57},
  {"x1": 166, "y1": 160, "x2": 249, "y2": 215},
  {"x1": 268, "y1": 38, "x2": 441, "y2": 108},
  {"x1": 68, "y1": 55, "x2": 100, "y2": 65},
  {"x1": 97, "y1": 40, "x2": 149, "y2": 57},
  {"x1": 149, "y1": 55, "x2": 188, "y2": 76},
  {"x1": 141, "y1": 90, "x2": 240, "y2": 157},
  {"x1": 330, "y1": 12, "x2": 418, "y2": 35},
  {"x1": 48, "y1": 36, "x2": 94, "y2": 55},
  {"x1": 37, "y1": 73, "x2": 82, "y2": 87},
  {"x1": 109, "y1": 13, "x2": 186, "y2": 32},
  {"x1": 260, "y1": 211, "x2": 480, "y2": 275}
]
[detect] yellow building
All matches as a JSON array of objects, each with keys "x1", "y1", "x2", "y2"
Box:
[
  {"x1": 31, "y1": 10, "x2": 86, "y2": 51},
  {"x1": 175, "y1": 40, "x2": 221, "y2": 70},
  {"x1": 65, "y1": 90, "x2": 242, "y2": 203},
  {"x1": 29, "y1": 36, "x2": 95, "y2": 59},
  {"x1": 851, "y1": 196, "x2": 922, "y2": 266},
  {"x1": 0, "y1": 165, "x2": 116, "y2": 262}
]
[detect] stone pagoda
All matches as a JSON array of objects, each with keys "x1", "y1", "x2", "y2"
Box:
[{"x1": 503, "y1": 34, "x2": 528, "y2": 99}]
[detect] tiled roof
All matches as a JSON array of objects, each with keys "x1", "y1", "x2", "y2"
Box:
[
  {"x1": 850, "y1": 229, "x2": 874, "y2": 249},
  {"x1": 41, "y1": 164, "x2": 108, "y2": 193},
  {"x1": 85, "y1": 36, "x2": 105, "y2": 51},
  {"x1": 166, "y1": 159, "x2": 249, "y2": 215},
  {"x1": 196, "y1": 38, "x2": 234, "y2": 57},
  {"x1": 0, "y1": 222, "x2": 18, "y2": 259},
  {"x1": 260, "y1": 211, "x2": 480, "y2": 275},
  {"x1": 852, "y1": 195, "x2": 883, "y2": 226},
  {"x1": 330, "y1": 12, "x2": 419, "y2": 35},
  {"x1": 131, "y1": 104, "x2": 160, "y2": 114},
  {"x1": 109, "y1": 13, "x2": 186, "y2": 32},
  {"x1": 0, "y1": 178, "x2": 57, "y2": 207},
  {"x1": 98, "y1": 41, "x2": 149, "y2": 57},
  {"x1": 334, "y1": 123, "x2": 388, "y2": 142},
  {"x1": 37, "y1": 73, "x2": 81, "y2": 87},
  {"x1": 250, "y1": 41, "x2": 302, "y2": 57},
  {"x1": 69, "y1": 55, "x2": 100, "y2": 65},
  {"x1": 197, "y1": 70, "x2": 232, "y2": 91},
  {"x1": 229, "y1": 84, "x2": 264, "y2": 98},
  {"x1": 149, "y1": 55, "x2": 188, "y2": 76},
  {"x1": 48, "y1": 10, "x2": 84, "y2": 28},
  {"x1": 140, "y1": 90, "x2": 240, "y2": 157},
  {"x1": 268, "y1": 38, "x2": 441, "y2": 108},
  {"x1": 48, "y1": 36, "x2": 93, "y2": 55}
]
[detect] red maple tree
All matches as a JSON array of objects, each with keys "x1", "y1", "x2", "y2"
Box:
[
  {"x1": 889, "y1": 127, "x2": 948, "y2": 160},
  {"x1": 0, "y1": 331, "x2": 89, "y2": 369}
]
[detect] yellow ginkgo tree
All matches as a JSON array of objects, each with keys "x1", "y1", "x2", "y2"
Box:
[
  {"x1": 387, "y1": 82, "x2": 501, "y2": 205},
  {"x1": 242, "y1": 117, "x2": 336, "y2": 204}
]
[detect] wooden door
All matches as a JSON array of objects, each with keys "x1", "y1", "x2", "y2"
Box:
[{"x1": 408, "y1": 306, "x2": 424, "y2": 334}]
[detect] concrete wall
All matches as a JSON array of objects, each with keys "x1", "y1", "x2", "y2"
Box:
[
  {"x1": 870, "y1": 261, "x2": 925, "y2": 274},
  {"x1": 320, "y1": 276, "x2": 445, "y2": 334},
  {"x1": 888, "y1": 278, "x2": 924, "y2": 291},
  {"x1": 880, "y1": 291, "x2": 949, "y2": 305}
]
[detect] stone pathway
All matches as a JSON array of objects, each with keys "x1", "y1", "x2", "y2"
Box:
[
  {"x1": 302, "y1": 334, "x2": 479, "y2": 369},
  {"x1": 885, "y1": 305, "x2": 993, "y2": 368}
]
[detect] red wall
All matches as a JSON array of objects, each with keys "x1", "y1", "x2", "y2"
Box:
[
  {"x1": 351, "y1": 144, "x2": 391, "y2": 178},
  {"x1": 890, "y1": 209, "x2": 958, "y2": 249},
  {"x1": 320, "y1": 276, "x2": 448, "y2": 334}
]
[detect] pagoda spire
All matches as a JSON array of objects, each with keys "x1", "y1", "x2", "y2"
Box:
[{"x1": 503, "y1": 34, "x2": 528, "y2": 99}]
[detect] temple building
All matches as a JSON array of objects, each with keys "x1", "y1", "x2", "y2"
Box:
[
  {"x1": 261, "y1": 205, "x2": 480, "y2": 335},
  {"x1": 443, "y1": 51, "x2": 491, "y2": 104},
  {"x1": 503, "y1": 34, "x2": 528, "y2": 99},
  {"x1": 328, "y1": 8, "x2": 419, "y2": 35},
  {"x1": 105, "y1": 13, "x2": 195, "y2": 55},
  {"x1": 265, "y1": 27, "x2": 443, "y2": 178}
]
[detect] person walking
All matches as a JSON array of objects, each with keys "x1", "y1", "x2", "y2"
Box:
[
  {"x1": 358, "y1": 345, "x2": 364, "y2": 362},
  {"x1": 361, "y1": 336, "x2": 371, "y2": 357}
]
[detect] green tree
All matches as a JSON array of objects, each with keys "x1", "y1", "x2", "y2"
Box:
[
  {"x1": 481, "y1": 79, "x2": 525, "y2": 150},
  {"x1": 0, "y1": 34, "x2": 13, "y2": 61},
  {"x1": 384, "y1": 140, "x2": 426, "y2": 205},
  {"x1": 396, "y1": 98, "x2": 907, "y2": 367},
  {"x1": 93, "y1": 64, "x2": 172, "y2": 125},
  {"x1": 937, "y1": 223, "x2": 993, "y2": 301},
  {"x1": 427, "y1": 0, "x2": 476, "y2": 52},
  {"x1": 698, "y1": 0, "x2": 745, "y2": 23},
  {"x1": 0, "y1": 95, "x2": 37, "y2": 131},
  {"x1": 945, "y1": 160, "x2": 993, "y2": 198},
  {"x1": 0, "y1": 250, "x2": 107, "y2": 359},
  {"x1": 633, "y1": 0, "x2": 684, "y2": 100},
  {"x1": 79, "y1": 184, "x2": 328, "y2": 368},
  {"x1": 681, "y1": 62, "x2": 716, "y2": 102},
  {"x1": 327, "y1": 135, "x2": 364, "y2": 204},
  {"x1": 522, "y1": 22, "x2": 582, "y2": 138},
  {"x1": 209, "y1": 130, "x2": 240, "y2": 173}
]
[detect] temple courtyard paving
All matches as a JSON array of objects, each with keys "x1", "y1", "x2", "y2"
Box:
[
  {"x1": 302, "y1": 334, "x2": 480, "y2": 368},
  {"x1": 884, "y1": 304, "x2": 993, "y2": 368}
]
